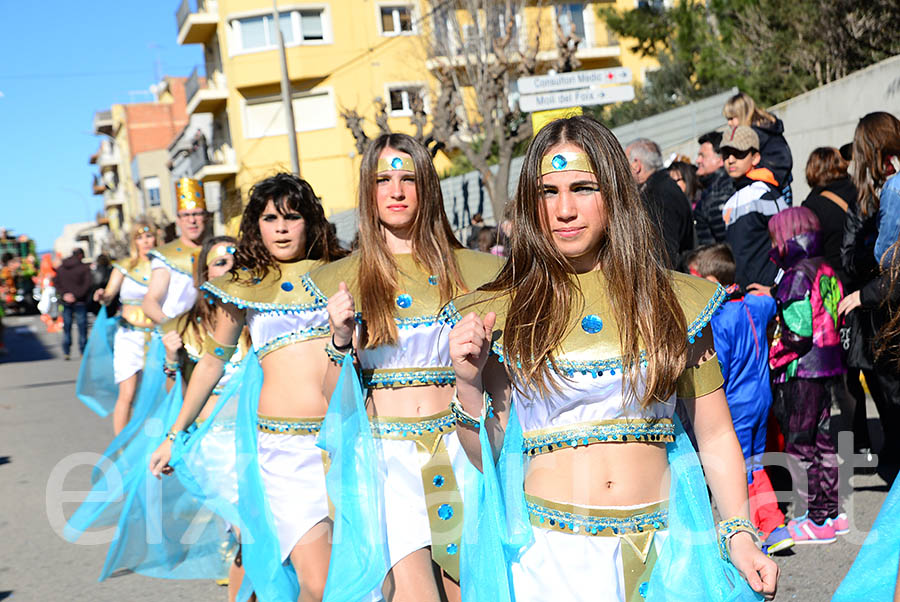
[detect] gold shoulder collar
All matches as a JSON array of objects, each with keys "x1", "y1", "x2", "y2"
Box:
[
  {"x1": 452, "y1": 248, "x2": 505, "y2": 292},
  {"x1": 302, "y1": 254, "x2": 361, "y2": 301},
  {"x1": 113, "y1": 258, "x2": 152, "y2": 287},
  {"x1": 202, "y1": 259, "x2": 324, "y2": 312},
  {"x1": 444, "y1": 271, "x2": 727, "y2": 377},
  {"x1": 148, "y1": 240, "x2": 200, "y2": 277}
]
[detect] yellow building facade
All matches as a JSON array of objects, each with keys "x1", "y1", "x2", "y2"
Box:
[{"x1": 176, "y1": 0, "x2": 656, "y2": 229}]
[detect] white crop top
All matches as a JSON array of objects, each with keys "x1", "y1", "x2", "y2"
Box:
[
  {"x1": 447, "y1": 271, "x2": 727, "y2": 455},
  {"x1": 202, "y1": 259, "x2": 329, "y2": 359},
  {"x1": 303, "y1": 249, "x2": 505, "y2": 389},
  {"x1": 148, "y1": 241, "x2": 200, "y2": 319},
  {"x1": 113, "y1": 259, "x2": 151, "y2": 304}
]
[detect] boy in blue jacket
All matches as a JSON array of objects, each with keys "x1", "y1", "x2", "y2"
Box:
[{"x1": 688, "y1": 243, "x2": 793, "y2": 555}]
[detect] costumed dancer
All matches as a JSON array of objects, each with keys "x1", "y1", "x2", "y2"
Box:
[
  {"x1": 63, "y1": 238, "x2": 245, "y2": 584},
  {"x1": 445, "y1": 115, "x2": 778, "y2": 601},
  {"x1": 308, "y1": 133, "x2": 504, "y2": 601},
  {"x1": 77, "y1": 218, "x2": 157, "y2": 432},
  {"x1": 150, "y1": 173, "x2": 346, "y2": 602},
  {"x1": 142, "y1": 177, "x2": 210, "y2": 326}
]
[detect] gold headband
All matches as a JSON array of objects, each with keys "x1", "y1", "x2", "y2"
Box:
[
  {"x1": 540, "y1": 152, "x2": 595, "y2": 176},
  {"x1": 175, "y1": 177, "x2": 207, "y2": 211},
  {"x1": 206, "y1": 244, "x2": 235, "y2": 267},
  {"x1": 377, "y1": 155, "x2": 415, "y2": 173},
  {"x1": 136, "y1": 225, "x2": 152, "y2": 234}
]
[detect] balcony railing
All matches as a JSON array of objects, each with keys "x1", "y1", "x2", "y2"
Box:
[
  {"x1": 192, "y1": 139, "x2": 238, "y2": 183},
  {"x1": 92, "y1": 174, "x2": 105, "y2": 196},
  {"x1": 185, "y1": 66, "x2": 228, "y2": 115},
  {"x1": 93, "y1": 110, "x2": 113, "y2": 136},
  {"x1": 98, "y1": 139, "x2": 120, "y2": 170},
  {"x1": 176, "y1": 0, "x2": 218, "y2": 45}
]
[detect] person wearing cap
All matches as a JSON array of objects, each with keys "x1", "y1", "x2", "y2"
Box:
[
  {"x1": 142, "y1": 178, "x2": 210, "y2": 325},
  {"x1": 721, "y1": 125, "x2": 789, "y2": 289},
  {"x1": 694, "y1": 131, "x2": 736, "y2": 246}
]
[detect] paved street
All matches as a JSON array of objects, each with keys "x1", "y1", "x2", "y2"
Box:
[{"x1": 0, "y1": 314, "x2": 892, "y2": 601}]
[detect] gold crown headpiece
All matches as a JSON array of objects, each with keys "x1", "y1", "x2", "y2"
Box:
[
  {"x1": 376, "y1": 155, "x2": 415, "y2": 173},
  {"x1": 540, "y1": 152, "x2": 595, "y2": 176},
  {"x1": 175, "y1": 177, "x2": 207, "y2": 211}
]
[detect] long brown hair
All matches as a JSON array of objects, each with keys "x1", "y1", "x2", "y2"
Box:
[
  {"x1": 723, "y1": 91, "x2": 776, "y2": 127},
  {"x1": 181, "y1": 236, "x2": 237, "y2": 343},
  {"x1": 485, "y1": 115, "x2": 686, "y2": 406},
  {"x1": 234, "y1": 173, "x2": 346, "y2": 281},
  {"x1": 852, "y1": 112, "x2": 900, "y2": 218},
  {"x1": 357, "y1": 133, "x2": 464, "y2": 347},
  {"x1": 876, "y1": 237, "x2": 900, "y2": 368},
  {"x1": 127, "y1": 216, "x2": 157, "y2": 269}
]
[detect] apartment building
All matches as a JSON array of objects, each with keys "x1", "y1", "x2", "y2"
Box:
[{"x1": 175, "y1": 0, "x2": 658, "y2": 231}]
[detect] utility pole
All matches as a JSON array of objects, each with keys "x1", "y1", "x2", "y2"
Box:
[{"x1": 273, "y1": 0, "x2": 300, "y2": 175}]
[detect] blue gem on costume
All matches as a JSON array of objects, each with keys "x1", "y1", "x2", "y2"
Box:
[
  {"x1": 428, "y1": 275, "x2": 438, "y2": 285},
  {"x1": 581, "y1": 314, "x2": 603, "y2": 334},
  {"x1": 176, "y1": 247, "x2": 182, "y2": 252},
  {"x1": 396, "y1": 293, "x2": 412, "y2": 308},
  {"x1": 214, "y1": 347, "x2": 224, "y2": 356},
  {"x1": 437, "y1": 504, "x2": 454, "y2": 520},
  {"x1": 281, "y1": 282, "x2": 294, "y2": 292},
  {"x1": 551, "y1": 154, "x2": 567, "y2": 170},
  {"x1": 433, "y1": 475, "x2": 445, "y2": 487},
  {"x1": 391, "y1": 157, "x2": 403, "y2": 169},
  {"x1": 639, "y1": 582, "x2": 649, "y2": 598},
  {"x1": 446, "y1": 543, "x2": 458, "y2": 555}
]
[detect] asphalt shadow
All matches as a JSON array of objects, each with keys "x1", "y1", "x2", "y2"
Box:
[{"x1": 0, "y1": 317, "x2": 56, "y2": 363}]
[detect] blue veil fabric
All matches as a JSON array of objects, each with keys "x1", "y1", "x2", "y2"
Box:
[
  {"x1": 230, "y1": 350, "x2": 300, "y2": 602},
  {"x1": 460, "y1": 409, "x2": 763, "y2": 601},
  {"x1": 65, "y1": 372, "x2": 233, "y2": 581},
  {"x1": 316, "y1": 355, "x2": 387, "y2": 602},
  {"x1": 832, "y1": 477, "x2": 900, "y2": 601},
  {"x1": 76, "y1": 306, "x2": 119, "y2": 417}
]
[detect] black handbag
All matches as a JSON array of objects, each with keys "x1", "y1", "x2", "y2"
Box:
[{"x1": 842, "y1": 309, "x2": 880, "y2": 371}]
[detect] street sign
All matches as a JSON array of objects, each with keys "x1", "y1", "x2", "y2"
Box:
[
  {"x1": 519, "y1": 85, "x2": 635, "y2": 112},
  {"x1": 517, "y1": 67, "x2": 632, "y2": 95}
]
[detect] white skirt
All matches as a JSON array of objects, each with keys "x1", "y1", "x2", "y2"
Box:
[
  {"x1": 374, "y1": 430, "x2": 467, "y2": 570},
  {"x1": 113, "y1": 326, "x2": 146, "y2": 384},
  {"x1": 257, "y1": 430, "x2": 330, "y2": 562},
  {"x1": 511, "y1": 499, "x2": 668, "y2": 602}
]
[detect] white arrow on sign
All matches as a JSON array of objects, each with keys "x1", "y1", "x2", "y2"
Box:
[
  {"x1": 517, "y1": 67, "x2": 632, "y2": 95},
  {"x1": 519, "y1": 85, "x2": 635, "y2": 112}
]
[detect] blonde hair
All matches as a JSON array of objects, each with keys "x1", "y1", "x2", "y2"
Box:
[
  {"x1": 127, "y1": 216, "x2": 157, "y2": 269},
  {"x1": 723, "y1": 91, "x2": 776, "y2": 127}
]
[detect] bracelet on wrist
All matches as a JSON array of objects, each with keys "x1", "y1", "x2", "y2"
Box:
[
  {"x1": 717, "y1": 516, "x2": 761, "y2": 562},
  {"x1": 164, "y1": 359, "x2": 179, "y2": 371},
  {"x1": 325, "y1": 339, "x2": 354, "y2": 364},
  {"x1": 165, "y1": 430, "x2": 182, "y2": 442},
  {"x1": 331, "y1": 334, "x2": 353, "y2": 352},
  {"x1": 450, "y1": 389, "x2": 494, "y2": 429}
]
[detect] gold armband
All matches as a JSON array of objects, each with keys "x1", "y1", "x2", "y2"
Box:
[
  {"x1": 202, "y1": 335, "x2": 237, "y2": 362},
  {"x1": 675, "y1": 352, "x2": 724, "y2": 399}
]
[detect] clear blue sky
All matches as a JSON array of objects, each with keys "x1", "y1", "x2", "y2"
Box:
[{"x1": 0, "y1": 3, "x2": 203, "y2": 252}]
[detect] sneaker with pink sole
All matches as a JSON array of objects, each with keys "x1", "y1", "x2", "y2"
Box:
[
  {"x1": 828, "y1": 513, "x2": 850, "y2": 535},
  {"x1": 788, "y1": 515, "x2": 836, "y2": 544}
]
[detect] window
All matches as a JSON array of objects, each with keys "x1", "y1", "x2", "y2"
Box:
[
  {"x1": 144, "y1": 176, "x2": 161, "y2": 208},
  {"x1": 380, "y1": 5, "x2": 414, "y2": 36},
  {"x1": 387, "y1": 85, "x2": 425, "y2": 116},
  {"x1": 557, "y1": 3, "x2": 586, "y2": 42},
  {"x1": 489, "y1": 4, "x2": 521, "y2": 49},
  {"x1": 232, "y1": 8, "x2": 328, "y2": 53},
  {"x1": 243, "y1": 90, "x2": 336, "y2": 138}
]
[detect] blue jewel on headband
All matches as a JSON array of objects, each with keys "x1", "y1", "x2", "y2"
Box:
[
  {"x1": 281, "y1": 282, "x2": 294, "y2": 292},
  {"x1": 428, "y1": 275, "x2": 438, "y2": 286},
  {"x1": 551, "y1": 154, "x2": 567, "y2": 170},
  {"x1": 581, "y1": 314, "x2": 603, "y2": 334},
  {"x1": 446, "y1": 543, "x2": 458, "y2": 555},
  {"x1": 391, "y1": 157, "x2": 403, "y2": 169},
  {"x1": 433, "y1": 474, "x2": 445, "y2": 487},
  {"x1": 396, "y1": 293, "x2": 412, "y2": 308},
  {"x1": 437, "y1": 504, "x2": 454, "y2": 520}
]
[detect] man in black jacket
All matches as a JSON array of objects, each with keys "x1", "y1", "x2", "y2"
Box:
[
  {"x1": 694, "y1": 131, "x2": 735, "y2": 246},
  {"x1": 625, "y1": 138, "x2": 694, "y2": 268},
  {"x1": 54, "y1": 248, "x2": 92, "y2": 359}
]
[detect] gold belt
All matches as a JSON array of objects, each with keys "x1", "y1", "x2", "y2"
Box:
[
  {"x1": 370, "y1": 410, "x2": 462, "y2": 581},
  {"x1": 526, "y1": 494, "x2": 668, "y2": 602}
]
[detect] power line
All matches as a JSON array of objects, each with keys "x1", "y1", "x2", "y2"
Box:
[{"x1": 0, "y1": 66, "x2": 198, "y2": 81}]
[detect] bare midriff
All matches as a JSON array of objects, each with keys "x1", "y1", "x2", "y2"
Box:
[
  {"x1": 257, "y1": 338, "x2": 329, "y2": 418},
  {"x1": 121, "y1": 304, "x2": 154, "y2": 328},
  {"x1": 524, "y1": 442, "x2": 670, "y2": 506},
  {"x1": 368, "y1": 384, "x2": 454, "y2": 419}
]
